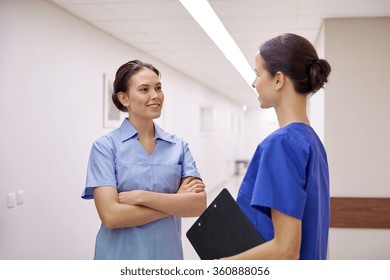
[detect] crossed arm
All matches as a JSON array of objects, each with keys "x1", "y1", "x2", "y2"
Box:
[{"x1": 93, "y1": 177, "x2": 206, "y2": 229}]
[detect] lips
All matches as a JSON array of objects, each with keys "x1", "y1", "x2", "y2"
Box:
[{"x1": 147, "y1": 103, "x2": 161, "y2": 108}]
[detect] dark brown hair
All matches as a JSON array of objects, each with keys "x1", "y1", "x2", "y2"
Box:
[
  {"x1": 112, "y1": 60, "x2": 161, "y2": 112},
  {"x1": 259, "y1": 33, "x2": 331, "y2": 94}
]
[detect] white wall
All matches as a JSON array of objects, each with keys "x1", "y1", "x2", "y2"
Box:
[
  {"x1": 2, "y1": 1, "x2": 388, "y2": 261},
  {"x1": 239, "y1": 108, "x2": 278, "y2": 159},
  {"x1": 0, "y1": 0, "x2": 244, "y2": 259},
  {"x1": 324, "y1": 17, "x2": 390, "y2": 259}
]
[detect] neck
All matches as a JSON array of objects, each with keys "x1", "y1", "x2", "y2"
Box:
[
  {"x1": 274, "y1": 91, "x2": 310, "y2": 128},
  {"x1": 127, "y1": 115, "x2": 155, "y2": 139}
]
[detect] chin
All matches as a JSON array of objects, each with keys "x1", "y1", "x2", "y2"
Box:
[
  {"x1": 259, "y1": 102, "x2": 271, "y2": 109},
  {"x1": 151, "y1": 112, "x2": 162, "y2": 119}
]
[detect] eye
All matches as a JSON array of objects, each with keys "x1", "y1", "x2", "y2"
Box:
[
  {"x1": 140, "y1": 87, "x2": 148, "y2": 93},
  {"x1": 156, "y1": 86, "x2": 162, "y2": 91}
]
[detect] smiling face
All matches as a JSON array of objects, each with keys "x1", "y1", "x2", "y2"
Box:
[{"x1": 119, "y1": 67, "x2": 164, "y2": 122}]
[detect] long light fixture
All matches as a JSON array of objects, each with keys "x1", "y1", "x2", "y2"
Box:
[{"x1": 179, "y1": 0, "x2": 258, "y2": 97}]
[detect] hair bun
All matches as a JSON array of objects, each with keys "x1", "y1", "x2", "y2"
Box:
[{"x1": 310, "y1": 59, "x2": 331, "y2": 93}]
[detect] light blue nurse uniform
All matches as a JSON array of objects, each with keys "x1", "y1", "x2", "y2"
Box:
[{"x1": 82, "y1": 118, "x2": 201, "y2": 260}]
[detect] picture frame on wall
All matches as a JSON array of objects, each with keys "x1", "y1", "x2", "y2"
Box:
[{"x1": 103, "y1": 73, "x2": 126, "y2": 128}]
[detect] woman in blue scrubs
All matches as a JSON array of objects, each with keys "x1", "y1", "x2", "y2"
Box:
[
  {"x1": 223, "y1": 33, "x2": 332, "y2": 260},
  {"x1": 82, "y1": 60, "x2": 206, "y2": 260}
]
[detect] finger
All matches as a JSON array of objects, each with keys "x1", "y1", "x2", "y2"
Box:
[
  {"x1": 187, "y1": 184, "x2": 205, "y2": 193},
  {"x1": 194, "y1": 187, "x2": 205, "y2": 193},
  {"x1": 186, "y1": 185, "x2": 198, "y2": 192},
  {"x1": 186, "y1": 179, "x2": 203, "y2": 188}
]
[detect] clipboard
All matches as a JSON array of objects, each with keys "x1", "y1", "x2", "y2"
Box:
[{"x1": 186, "y1": 188, "x2": 264, "y2": 260}]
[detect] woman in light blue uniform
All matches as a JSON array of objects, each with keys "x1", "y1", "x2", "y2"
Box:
[
  {"x1": 222, "y1": 34, "x2": 331, "y2": 260},
  {"x1": 82, "y1": 60, "x2": 206, "y2": 260}
]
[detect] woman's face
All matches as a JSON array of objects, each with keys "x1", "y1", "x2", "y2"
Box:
[
  {"x1": 252, "y1": 53, "x2": 278, "y2": 109},
  {"x1": 123, "y1": 68, "x2": 164, "y2": 121}
]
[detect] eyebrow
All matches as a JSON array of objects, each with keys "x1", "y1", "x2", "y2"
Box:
[{"x1": 137, "y1": 82, "x2": 161, "y2": 88}]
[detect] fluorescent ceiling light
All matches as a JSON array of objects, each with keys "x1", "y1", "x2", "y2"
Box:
[{"x1": 180, "y1": 0, "x2": 258, "y2": 97}]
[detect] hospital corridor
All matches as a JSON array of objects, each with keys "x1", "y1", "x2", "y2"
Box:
[{"x1": 0, "y1": 0, "x2": 389, "y2": 262}]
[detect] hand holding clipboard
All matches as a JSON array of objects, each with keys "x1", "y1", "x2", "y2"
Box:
[{"x1": 186, "y1": 188, "x2": 264, "y2": 260}]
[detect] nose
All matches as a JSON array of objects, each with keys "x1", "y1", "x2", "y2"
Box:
[{"x1": 150, "y1": 89, "x2": 158, "y2": 99}]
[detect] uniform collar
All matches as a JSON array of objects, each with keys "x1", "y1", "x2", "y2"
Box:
[
  {"x1": 154, "y1": 122, "x2": 175, "y2": 143},
  {"x1": 119, "y1": 118, "x2": 175, "y2": 144}
]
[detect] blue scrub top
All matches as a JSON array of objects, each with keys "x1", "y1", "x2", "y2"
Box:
[
  {"x1": 237, "y1": 123, "x2": 330, "y2": 259},
  {"x1": 82, "y1": 118, "x2": 201, "y2": 260}
]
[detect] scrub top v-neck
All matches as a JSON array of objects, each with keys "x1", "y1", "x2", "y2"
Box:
[{"x1": 237, "y1": 123, "x2": 330, "y2": 259}]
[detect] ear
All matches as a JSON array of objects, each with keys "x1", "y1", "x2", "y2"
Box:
[
  {"x1": 274, "y1": 71, "x2": 285, "y2": 91},
  {"x1": 118, "y1": 92, "x2": 130, "y2": 107}
]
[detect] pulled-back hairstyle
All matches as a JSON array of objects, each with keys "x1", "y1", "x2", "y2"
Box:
[
  {"x1": 112, "y1": 60, "x2": 161, "y2": 112},
  {"x1": 259, "y1": 33, "x2": 331, "y2": 94}
]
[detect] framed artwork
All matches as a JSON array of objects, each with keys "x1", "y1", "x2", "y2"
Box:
[{"x1": 103, "y1": 73, "x2": 126, "y2": 128}]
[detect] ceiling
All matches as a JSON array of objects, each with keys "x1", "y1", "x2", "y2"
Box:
[{"x1": 48, "y1": 0, "x2": 390, "y2": 107}]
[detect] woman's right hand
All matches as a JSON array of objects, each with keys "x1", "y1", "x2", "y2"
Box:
[{"x1": 177, "y1": 177, "x2": 205, "y2": 194}]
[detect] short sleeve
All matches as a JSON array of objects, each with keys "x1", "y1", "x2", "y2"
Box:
[
  {"x1": 81, "y1": 137, "x2": 117, "y2": 199},
  {"x1": 251, "y1": 135, "x2": 308, "y2": 219},
  {"x1": 181, "y1": 141, "x2": 202, "y2": 179}
]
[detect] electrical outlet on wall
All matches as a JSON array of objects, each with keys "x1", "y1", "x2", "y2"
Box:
[{"x1": 6, "y1": 190, "x2": 25, "y2": 208}]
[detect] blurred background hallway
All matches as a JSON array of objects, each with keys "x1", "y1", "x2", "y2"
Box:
[{"x1": 1, "y1": 0, "x2": 389, "y2": 260}]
